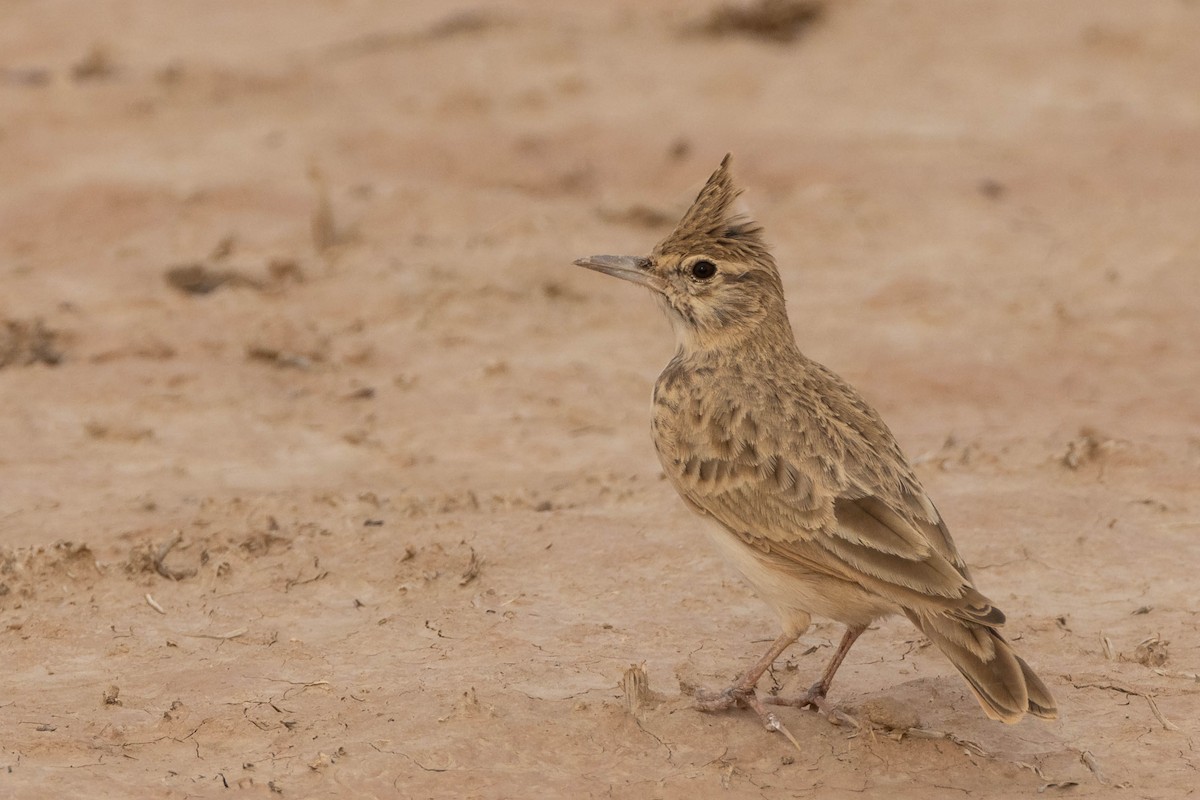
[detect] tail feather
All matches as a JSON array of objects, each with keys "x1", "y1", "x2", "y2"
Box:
[
  {"x1": 907, "y1": 611, "x2": 1057, "y2": 723},
  {"x1": 1019, "y1": 654, "x2": 1058, "y2": 720}
]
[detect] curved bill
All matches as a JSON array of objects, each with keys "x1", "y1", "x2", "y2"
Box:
[{"x1": 573, "y1": 255, "x2": 663, "y2": 292}]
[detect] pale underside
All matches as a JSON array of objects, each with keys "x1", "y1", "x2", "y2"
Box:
[{"x1": 652, "y1": 353, "x2": 1004, "y2": 654}]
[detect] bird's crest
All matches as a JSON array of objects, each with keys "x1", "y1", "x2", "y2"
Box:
[{"x1": 653, "y1": 154, "x2": 771, "y2": 264}]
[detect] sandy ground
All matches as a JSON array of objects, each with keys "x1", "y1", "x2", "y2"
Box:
[{"x1": 3, "y1": 1, "x2": 1200, "y2": 797}]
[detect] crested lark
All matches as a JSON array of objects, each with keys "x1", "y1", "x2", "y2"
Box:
[{"x1": 574, "y1": 156, "x2": 1056, "y2": 735}]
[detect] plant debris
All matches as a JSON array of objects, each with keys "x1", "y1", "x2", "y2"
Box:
[
  {"x1": 154, "y1": 531, "x2": 197, "y2": 581},
  {"x1": 458, "y1": 547, "x2": 482, "y2": 586},
  {"x1": 165, "y1": 262, "x2": 266, "y2": 295},
  {"x1": 0, "y1": 318, "x2": 62, "y2": 368},
  {"x1": 694, "y1": 0, "x2": 824, "y2": 44},
  {"x1": 621, "y1": 663, "x2": 662, "y2": 715},
  {"x1": 1060, "y1": 427, "x2": 1116, "y2": 470},
  {"x1": 1131, "y1": 635, "x2": 1169, "y2": 668}
]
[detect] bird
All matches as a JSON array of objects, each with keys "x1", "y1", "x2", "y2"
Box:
[{"x1": 573, "y1": 155, "x2": 1056, "y2": 738}]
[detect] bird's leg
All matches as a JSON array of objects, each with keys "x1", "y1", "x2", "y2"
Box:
[
  {"x1": 763, "y1": 625, "x2": 864, "y2": 722},
  {"x1": 695, "y1": 630, "x2": 797, "y2": 730}
]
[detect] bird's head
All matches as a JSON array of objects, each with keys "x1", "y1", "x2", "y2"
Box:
[{"x1": 575, "y1": 155, "x2": 789, "y2": 353}]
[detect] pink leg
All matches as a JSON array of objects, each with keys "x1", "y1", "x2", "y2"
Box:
[
  {"x1": 695, "y1": 630, "x2": 799, "y2": 737},
  {"x1": 695, "y1": 630, "x2": 797, "y2": 711},
  {"x1": 763, "y1": 625, "x2": 865, "y2": 717}
]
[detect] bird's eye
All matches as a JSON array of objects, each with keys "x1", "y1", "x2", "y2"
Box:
[{"x1": 690, "y1": 260, "x2": 717, "y2": 281}]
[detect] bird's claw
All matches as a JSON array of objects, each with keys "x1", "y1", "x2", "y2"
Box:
[{"x1": 695, "y1": 685, "x2": 804, "y2": 751}]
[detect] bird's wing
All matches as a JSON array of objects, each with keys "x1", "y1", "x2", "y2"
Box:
[{"x1": 669, "y1": 393, "x2": 1002, "y2": 625}]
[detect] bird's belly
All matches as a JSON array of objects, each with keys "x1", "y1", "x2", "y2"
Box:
[{"x1": 698, "y1": 518, "x2": 894, "y2": 635}]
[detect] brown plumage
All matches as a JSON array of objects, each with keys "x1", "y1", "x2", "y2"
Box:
[{"x1": 574, "y1": 155, "x2": 1056, "y2": 734}]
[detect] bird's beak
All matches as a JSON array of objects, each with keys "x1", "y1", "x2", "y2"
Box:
[{"x1": 573, "y1": 255, "x2": 664, "y2": 292}]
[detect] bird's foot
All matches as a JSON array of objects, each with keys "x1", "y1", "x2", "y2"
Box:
[
  {"x1": 761, "y1": 680, "x2": 828, "y2": 710},
  {"x1": 694, "y1": 685, "x2": 751, "y2": 712},
  {"x1": 695, "y1": 686, "x2": 804, "y2": 749},
  {"x1": 763, "y1": 682, "x2": 859, "y2": 728}
]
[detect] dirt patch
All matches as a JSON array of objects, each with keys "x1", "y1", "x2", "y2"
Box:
[{"x1": 1, "y1": 541, "x2": 99, "y2": 601}]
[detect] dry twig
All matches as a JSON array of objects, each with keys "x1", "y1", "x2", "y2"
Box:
[
  {"x1": 1070, "y1": 678, "x2": 1181, "y2": 732},
  {"x1": 184, "y1": 628, "x2": 248, "y2": 640}
]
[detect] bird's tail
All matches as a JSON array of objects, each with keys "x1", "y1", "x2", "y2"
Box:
[{"x1": 906, "y1": 611, "x2": 1057, "y2": 723}]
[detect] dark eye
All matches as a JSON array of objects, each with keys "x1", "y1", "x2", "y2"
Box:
[{"x1": 690, "y1": 260, "x2": 717, "y2": 281}]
